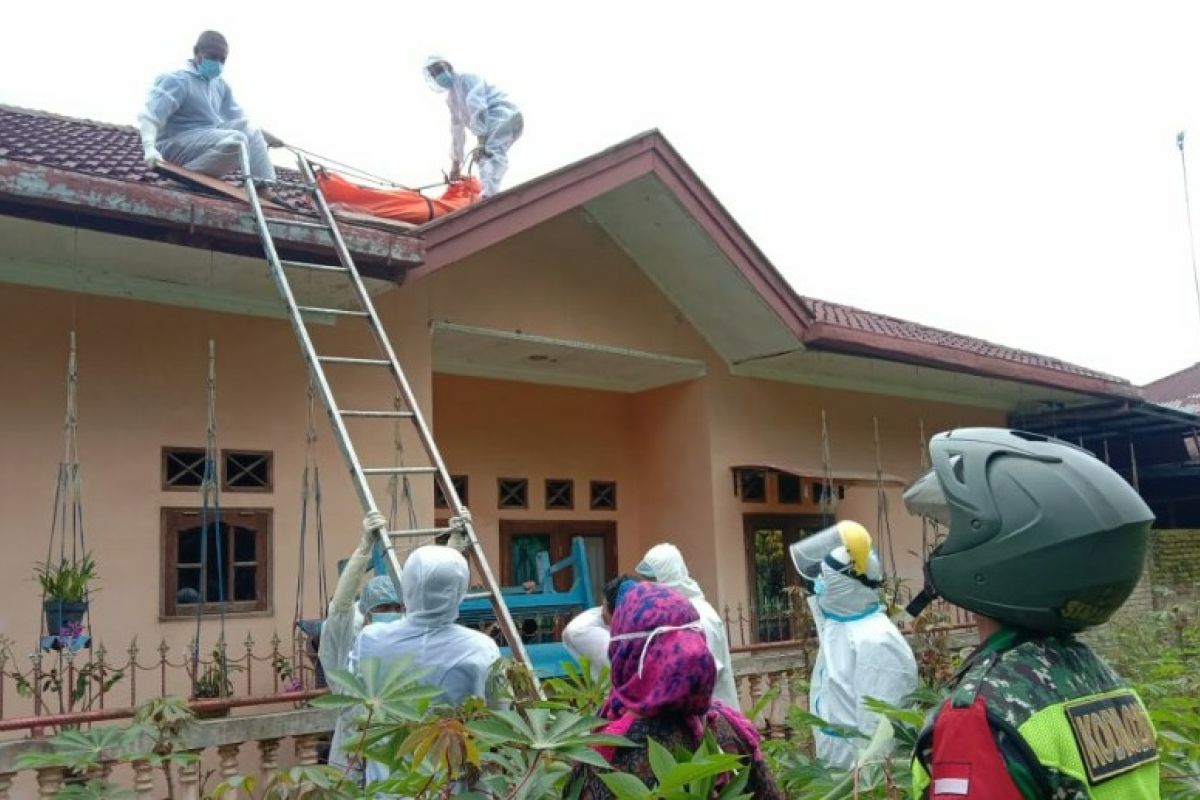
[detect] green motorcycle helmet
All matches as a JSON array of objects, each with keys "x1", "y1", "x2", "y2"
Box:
[{"x1": 903, "y1": 428, "x2": 1154, "y2": 635}]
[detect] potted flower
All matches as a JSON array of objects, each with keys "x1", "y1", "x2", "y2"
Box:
[
  {"x1": 189, "y1": 649, "x2": 241, "y2": 719},
  {"x1": 35, "y1": 555, "x2": 96, "y2": 637}
]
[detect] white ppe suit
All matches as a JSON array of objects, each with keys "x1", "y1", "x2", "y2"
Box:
[
  {"x1": 318, "y1": 516, "x2": 386, "y2": 779},
  {"x1": 562, "y1": 606, "x2": 609, "y2": 679},
  {"x1": 138, "y1": 62, "x2": 276, "y2": 180},
  {"x1": 350, "y1": 545, "x2": 501, "y2": 786},
  {"x1": 807, "y1": 557, "x2": 918, "y2": 769},
  {"x1": 425, "y1": 56, "x2": 522, "y2": 197},
  {"x1": 636, "y1": 544, "x2": 740, "y2": 709}
]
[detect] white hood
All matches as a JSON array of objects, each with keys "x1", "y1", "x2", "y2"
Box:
[
  {"x1": 401, "y1": 545, "x2": 468, "y2": 628},
  {"x1": 636, "y1": 543, "x2": 705, "y2": 600}
]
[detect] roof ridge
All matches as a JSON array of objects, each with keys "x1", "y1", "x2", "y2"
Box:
[{"x1": 0, "y1": 103, "x2": 134, "y2": 133}]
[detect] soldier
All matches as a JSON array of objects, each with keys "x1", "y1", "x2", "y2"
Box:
[{"x1": 902, "y1": 428, "x2": 1159, "y2": 799}]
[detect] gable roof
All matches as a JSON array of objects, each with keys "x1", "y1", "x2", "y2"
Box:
[
  {"x1": 1144, "y1": 362, "x2": 1200, "y2": 412},
  {"x1": 417, "y1": 130, "x2": 1134, "y2": 398},
  {"x1": 0, "y1": 105, "x2": 1136, "y2": 399}
]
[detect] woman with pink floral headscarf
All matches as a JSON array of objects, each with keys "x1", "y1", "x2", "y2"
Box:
[{"x1": 565, "y1": 583, "x2": 783, "y2": 799}]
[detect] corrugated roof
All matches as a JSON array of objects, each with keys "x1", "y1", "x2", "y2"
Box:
[{"x1": 1144, "y1": 362, "x2": 1200, "y2": 411}]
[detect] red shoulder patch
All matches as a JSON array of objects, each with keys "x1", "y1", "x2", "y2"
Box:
[{"x1": 929, "y1": 699, "x2": 1022, "y2": 799}]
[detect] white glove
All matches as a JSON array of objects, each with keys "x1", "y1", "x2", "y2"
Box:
[
  {"x1": 143, "y1": 145, "x2": 164, "y2": 170},
  {"x1": 362, "y1": 511, "x2": 388, "y2": 547},
  {"x1": 138, "y1": 119, "x2": 163, "y2": 169}
]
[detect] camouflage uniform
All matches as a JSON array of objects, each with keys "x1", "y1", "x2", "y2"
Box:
[{"x1": 913, "y1": 627, "x2": 1159, "y2": 799}]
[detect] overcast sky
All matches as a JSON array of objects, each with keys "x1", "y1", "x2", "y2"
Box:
[{"x1": 4, "y1": 1, "x2": 1200, "y2": 386}]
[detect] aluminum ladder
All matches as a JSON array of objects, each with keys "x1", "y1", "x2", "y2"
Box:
[{"x1": 238, "y1": 146, "x2": 535, "y2": 676}]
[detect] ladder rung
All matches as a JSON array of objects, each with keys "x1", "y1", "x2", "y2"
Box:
[
  {"x1": 340, "y1": 410, "x2": 416, "y2": 419},
  {"x1": 463, "y1": 591, "x2": 493, "y2": 602},
  {"x1": 387, "y1": 526, "x2": 455, "y2": 539},
  {"x1": 316, "y1": 356, "x2": 391, "y2": 367},
  {"x1": 362, "y1": 466, "x2": 439, "y2": 476},
  {"x1": 263, "y1": 217, "x2": 330, "y2": 230},
  {"x1": 297, "y1": 306, "x2": 369, "y2": 318},
  {"x1": 281, "y1": 260, "x2": 349, "y2": 274}
]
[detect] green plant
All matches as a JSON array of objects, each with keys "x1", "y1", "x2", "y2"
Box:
[
  {"x1": 35, "y1": 555, "x2": 97, "y2": 602},
  {"x1": 16, "y1": 696, "x2": 197, "y2": 799},
  {"x1": 189, "y1": 649, "x2": 242, "y2": 699},
  {"x1": 589, "y1": 734, "x2": 751, "y2": 800}
]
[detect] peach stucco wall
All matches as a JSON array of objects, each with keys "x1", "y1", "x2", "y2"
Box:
[{"x1": 0, "y1": 280, "x2": 433, "y2": 702}]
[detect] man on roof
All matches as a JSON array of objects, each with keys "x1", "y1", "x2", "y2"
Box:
[
  {"x1": 424, "y1": 56, "x2": 523, "y2": 198},
  {"x1": 138, "y1": 30, "x2": 282, "y2": 183}
]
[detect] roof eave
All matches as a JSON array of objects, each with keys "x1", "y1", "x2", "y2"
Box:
[
  {"x1": 0, "y1": 158, "x2": 421, "y2": 277},
  {"x1": 415, "y1": 130, "x2": 813, "y2": 339},
  {"x1": 802, "y1": 321, "x2": 1139, "y2": 400}
]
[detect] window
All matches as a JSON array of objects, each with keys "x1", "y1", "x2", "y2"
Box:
[
  {"x1": 162, "y1": 508, "x2": 271, "y2": 617},
  {"x1": 777, "y1": 473, "x2": 803, "y2": 504},
  {"x1": 589, "y1": 480, "x2": 617, "y2": 511},
  {"x1": 222, "y1": 450, "x2": 273, "y2": 492},
  {"x1": 162, "y1": 447, "x2": 208, "y2": 490},
  {"x1": 434, "y1": 475, "x2": 469, "y2": 509},
  {"x1": 498, "y1": 478, "x2": 528, "y2": 509},
  {"x1": 736, "y1": 469, "x2": 767, "y2": 502},
  {"x1": 812, "y1": 482, "x2": 845, "y2": 505},
  {"x1": 499, "y1": 520, "x2": 616, "y2": 605},
  {"x1": 545, "y1": 479, "x2": 574, "y2": 510},
  {"x1": 744, "y1": 514, "x2": 831, "y2": 643}
]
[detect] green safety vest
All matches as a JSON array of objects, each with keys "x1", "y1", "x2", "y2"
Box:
[{"x1": 912, "y1": 630, "x2": 1160, "y2": 799}]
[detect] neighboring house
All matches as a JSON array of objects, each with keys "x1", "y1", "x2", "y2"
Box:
[
  {"x1": 1145, "y1": 362, "x2": 1200, "y2": 414},
  {"x1": 0, "y1": 104, "x2": 1149, "y2": 697}
]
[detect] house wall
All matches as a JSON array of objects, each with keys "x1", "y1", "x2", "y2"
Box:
[
  {"x1": 0, "y1": 280, "x2": 433, "y2": 702},
  {"x1": 407, "y1": 210, "x2": 1007, "y2": 610}
]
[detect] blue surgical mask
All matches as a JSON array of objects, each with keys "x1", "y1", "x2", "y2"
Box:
[
  {"x1": 197, "y1": 58, "x2": 223, "y2": 81},
  {"x1": 371, "y1": 612, "x2": 402, "y2": 624},
  {"x1": 434, "y1": 71, "x2": 453, "y2": 89}
]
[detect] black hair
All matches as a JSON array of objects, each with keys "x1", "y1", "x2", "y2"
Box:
[{"x1": 603, "y1": 573, "x2": 644, "y2": 615}]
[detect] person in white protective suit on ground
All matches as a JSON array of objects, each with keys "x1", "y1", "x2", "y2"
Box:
[
  {"x1": 424, "y1": 55, "x2": 524, "y2": 198},
  {"x1": 635, "y1": 544, "x2": 740, "y2": 709},
  {"x1": 350, "y1": 543, "x2": 501, "y2": 786},
  {"x1": 138, "y1": 30, "x2": 282, "y2": 181},
  {"x1": 318, "y1": 511, "x2": 402, "y2": 781},
  {"x1": 562, "y1": 574, "x2": 642, "y2": 679},
  {"x1": 788, "y1": 520, "x2": 918, "y2": 770}
]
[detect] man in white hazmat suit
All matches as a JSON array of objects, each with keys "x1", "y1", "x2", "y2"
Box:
[
  {"x1": 635, "y1": 544, "x2": 740, "y2": 708},
  {"x1": 318, "y1": 511, "x2": 402, "y2": 780},
  {"x1": 350, "y1": 543, "x2": 501, "y2": 786},
  {"x1": 562, "y1": 574, "x2": 641, "y2": 679},
  {"x1": 138, "y1": 30, "x2": 282, "y2": 181},
  {"x1": 789, "y1": 520, "x2": 918, "y2": 769},
  {"x1": 424, "y1": 56, "x2": 523, "y2": 198}
]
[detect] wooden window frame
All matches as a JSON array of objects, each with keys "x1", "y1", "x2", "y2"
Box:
[
  {"x1": 735, "y1": 468, "x2": 768, "y2": 503},
  {"x1": 777, "y1": 472, "x2": 803, "y2": 504},
  {"x1": 589, "y1": 480, "x2": 618, "y2": 511},
  {"x1": 498, "y1": 520, "x2": 618, "y2": 591},
  {"x1": 162, "y1": 447, "x2": 209, "y2": 492},
  {"x1": 161, "y1": 507, "x2": 273, "y2": 618},
  {"x1": 497, "y1": 477, "x2": 529, "y2": 510},
  {"x1": 221, "y1": 449, "x2": 273, "y2": 493},
  {"x1": 743, "y1": 513, "x2": 832, "y2": 643},
  {"x1": 544, "y1": 478, "x2": 574, "y2": 510}
]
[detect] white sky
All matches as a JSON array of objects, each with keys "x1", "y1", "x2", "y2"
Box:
[{"x1": 4, "y1": 1, "x2": 1200, "y2": 386}]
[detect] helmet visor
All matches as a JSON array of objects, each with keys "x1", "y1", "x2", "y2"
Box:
[
  {"x1": 788, "y1": 526, "x2": 846, "y2": 583},
  {"x1": 903, "y1": 467, "x2": 952, "y2": 526}
]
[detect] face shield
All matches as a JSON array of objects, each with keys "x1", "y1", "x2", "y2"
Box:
[{"x1": 788, "y1": 521, "x2": 873, "y2": 587}]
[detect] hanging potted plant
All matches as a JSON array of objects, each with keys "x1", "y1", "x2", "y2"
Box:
[
  {"x1": 189, "y1": 648, "x2": 241, "y2": 719},
  {"x1": 35, "y1": 555, "x2": 96, "y2": 637}
]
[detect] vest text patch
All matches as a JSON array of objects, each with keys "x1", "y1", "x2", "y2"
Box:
[{"x1": 1064, "y1": 692, "x2": 1158, "y2": 784}]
